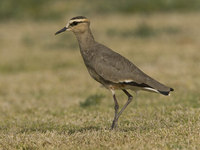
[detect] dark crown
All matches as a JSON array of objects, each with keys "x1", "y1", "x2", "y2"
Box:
[{"x1": 70, "y1": 16, "x2": 87, "y2": 20}]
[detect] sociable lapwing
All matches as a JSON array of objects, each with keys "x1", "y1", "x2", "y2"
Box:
[{"x1": 55, "y1": 16, "x2": 174, "y2": 129}]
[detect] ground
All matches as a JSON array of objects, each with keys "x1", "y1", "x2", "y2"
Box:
[{"x1": 0, "y1": 13, "x2": 199, "y2": 149}]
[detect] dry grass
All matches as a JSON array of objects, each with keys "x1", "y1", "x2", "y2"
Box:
[{"x1": 0, "y1": 13, "x2": 200, "y2": 149}]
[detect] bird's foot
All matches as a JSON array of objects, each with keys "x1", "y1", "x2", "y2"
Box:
[{"x1": 111, "y1": 119, "x2": 118, "y2": 130}]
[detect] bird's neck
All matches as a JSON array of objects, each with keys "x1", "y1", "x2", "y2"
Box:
[{"x1": 74, "y1": 28, "x2": 95, "y2": 50}]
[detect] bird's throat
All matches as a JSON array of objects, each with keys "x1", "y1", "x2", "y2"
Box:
[{"x1": 74, "y1": 28, "x2": 95, "y2": 50}]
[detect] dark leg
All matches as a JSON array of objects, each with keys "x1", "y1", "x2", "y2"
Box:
[
  {"x1": 116, "y1": 89, "x2": 133, "y2": 120},
  {"x1": 111, "y1": 94, "x2": 119, "y2": 129},
  {"x1": 110, "y1": 89, "x2": 133, "y2": 130}
]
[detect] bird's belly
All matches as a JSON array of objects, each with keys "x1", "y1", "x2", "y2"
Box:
[
  {"x1": 123, "y1": 84, "x2": 142, "y2": 91},
  {"x1": 86, "y1": 67, "x2": 116, "y2": 88},
  {"x1": 86, "y1": 65, "x2": 142, "y2": 92},
  {"x1": 110, "y1": 83, "x2": 140, "y2": 90},
  {"x1": 87, "y1": 67, "x2": 103, "y2": 82}
]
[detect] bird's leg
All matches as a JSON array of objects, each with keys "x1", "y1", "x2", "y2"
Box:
[
  {"x1": 115, "y1": 89, "x2": 133, "y2": 121},
  {"x1": 135, "y1": 91, "x2": 138, "y2": 106},
  {"x1": 111, "y1": 90, "x2": 119, "y2": 129}
]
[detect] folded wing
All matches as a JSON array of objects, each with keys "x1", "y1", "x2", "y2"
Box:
[{"x1": 93, "y1": 44, "x2": 173, "y2": 94}]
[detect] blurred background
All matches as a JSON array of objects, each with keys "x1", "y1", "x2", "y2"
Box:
[
  {"x1": 1, "y1": 0, "x2": 200, "y2": 20},
  {"x1": 0, "y1": 0, "x2": 200, "y2": 149}
]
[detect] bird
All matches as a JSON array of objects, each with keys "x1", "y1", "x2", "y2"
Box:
[{"x1": 55, "y1": 16, "x2": 174, "y2": 129}]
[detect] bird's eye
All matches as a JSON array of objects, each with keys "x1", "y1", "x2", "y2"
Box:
[{"x1": 71, "y1": 21, "x2": 78, "y2": 26}]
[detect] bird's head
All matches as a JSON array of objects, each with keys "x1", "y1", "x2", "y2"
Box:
[{"x1": 55, "y1": 16, "x2": 90, "y2": 35}]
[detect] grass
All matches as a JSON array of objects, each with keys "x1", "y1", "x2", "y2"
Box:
[
  {"x1": 1, "y1": 0, "x2": 200, "y2": 21},
  {"x1": 0, "y1": 13, "x2": 200, "y2": 149},
  {"x1": 80, "y1": 94, "x2": 104, "y2": 108},
  {"x1": 107, "y1": 23, "x2": 180, "y2": 38}
]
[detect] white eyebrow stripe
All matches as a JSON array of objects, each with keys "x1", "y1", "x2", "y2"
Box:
[{"x1": 69, "y1": 19, "x2": 89, "y2": 24}]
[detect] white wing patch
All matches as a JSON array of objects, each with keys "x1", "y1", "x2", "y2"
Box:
[
  {"x1": 143, "y1": 87, "x2": 159, "y2": 93},
  {"x1": 123, "y1": 80, "x2": 134, "y2": 83}
]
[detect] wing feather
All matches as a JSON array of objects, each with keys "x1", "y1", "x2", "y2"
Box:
[{"x1": 92, "y1": 43, "x2": 171, "y2": 92}]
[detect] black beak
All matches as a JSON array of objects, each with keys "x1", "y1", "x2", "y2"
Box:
[{"x1": 55, "y1": 27, "x2": 67, "y2": 35}]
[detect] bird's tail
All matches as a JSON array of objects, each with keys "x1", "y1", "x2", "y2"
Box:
[
  {"x1": 142, "y1": 87, "x2": 174, "y2": 96},
  {"x1": 158, "y1": 88, "x2": 174, "y2": 96},
  {"x1": 123, "y1": 81, "x2": 174, "y2": 96}
]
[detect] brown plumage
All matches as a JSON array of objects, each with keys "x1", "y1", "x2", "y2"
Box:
[{"x1": 55, "y1": 16, "x2": 174, "y2": 129}]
